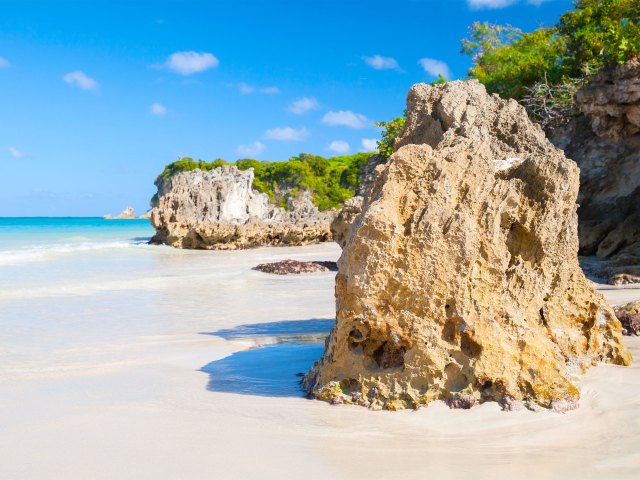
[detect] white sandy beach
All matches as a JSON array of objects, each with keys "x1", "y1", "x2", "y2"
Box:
[{"x1": 1, "y1": 241, "x2": 639, "y2": 480}]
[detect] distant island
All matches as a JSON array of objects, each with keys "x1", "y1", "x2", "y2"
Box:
[{"x1": 104, "y1": 207, "x2": 150, "y2": 220}]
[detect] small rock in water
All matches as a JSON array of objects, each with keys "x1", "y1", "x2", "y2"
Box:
[{"x1": 253, "y1": 259, "x2": 338, "y2": 275}]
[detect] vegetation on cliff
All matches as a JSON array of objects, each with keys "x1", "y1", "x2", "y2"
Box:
[
  {"x1": 462, "y1": 0, "x2": 639, "y2": 127},
  {"x1": 463, "y1": 0, "x2": 639, "y2": 99},
  {"x1": 155, "y1": 152, "x2": 372, "y2": 211}
]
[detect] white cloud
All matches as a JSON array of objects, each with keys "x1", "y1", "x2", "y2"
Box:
[
  {"x1": 418, "y1": 58, "x2": 451, "y2": 79},
  {"x1": 328, "y1": 141, "x2": 350, "y2": 154},
  {"x1": 527, "y1": 0, "x2": 550, "y2": 5},
  {"x1": 264, "y1": 127, "x2": 309, "y2": 141},
  {"x1": 322, "y1": 110, "x2": 371, "y2": 129},
  {"x1": 288, "y1": 97, "x2": 318, "y2": 115},
  {"x1": 467, "y1": 0, "x2": 517, "y2": 8},
  {"x1": 361, "y1": 138, "x2": 378, "y2": 151},
  {"x1": 150, "y1": 103, "x2": 167, "y2": 116},
  {"x1": 8, "y1": 147, "x2": 25, "y2": 159},
  {"x1": 363, "y1": 55, "x2": 399, "y2": 70},
  {"x1": 236, "y1": 141, "x2": 266, "y2": 156},
  {"x1": 0, "y1": 57, "x2": 10, "y2": 68},
  {"x1": 162, "y1": 51, "x2": 219, "y2": 75},
  {"x1": 260, "y1": 86, "x2": 280, "y2": 94},
  {"x1": 63, "y1": 71, "x2": 99, "y2": 91}
]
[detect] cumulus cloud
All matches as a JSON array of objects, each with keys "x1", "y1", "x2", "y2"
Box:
[
  {"x1": 362, "y1": 55, "x2": 400, "y2": 70},
  {"x1": 322, "y1": 110, "x2": 371, "y2": 129},
  {"x1": 328, "y1": 140, "x2": 350, "y2": 154},
  {"x1": 150, "y1": 103, "x2": 167, "y2": 116},
  {"x1": 264, "y1": 127, "x2": 309, "y2": 141},
  {"x1": 0, "y1": 57, "x2": 10, "y2": 68},
  {"x1": 8, "y1": 147, "x2": 25, "y2": 159},
  {"x1": 361, "y1": 138, "x2": 378, "y2": 151},
  {"x1": 418, "y1": 58, "x2": 451, "y2": 79},
  {"x1": 63, "y1": 71, "x2": 99, "y2": 91},
  {"x1": 288, "y1": 97, "x2": 319, "y2": 115},
  {"x1": 161, "y1": 51, "x2": 219, "y2": 75},
  {"x1": 236, "y1": 141, "x2": 266, "y2": 156},
  {"x1": 467, "y1": 0, "x2": 517, "y2": 8}
]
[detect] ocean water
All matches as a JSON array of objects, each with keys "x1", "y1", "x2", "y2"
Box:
[{"x1": 0, "y1": 217, "x2": 339, "y2": 379}]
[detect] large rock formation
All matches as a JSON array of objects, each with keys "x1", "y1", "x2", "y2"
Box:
[
  {"x1": 304, "y1": 80, "x2": 631, "y2": 411},
  {"x1": 150, "y1": 166, "x2": 334, "y2": 249},
  {"x1": 550, "y1": 60, "x2": 640, "y2": 283}
]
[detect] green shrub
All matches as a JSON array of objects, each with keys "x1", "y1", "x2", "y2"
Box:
[
  {"x1": 375, "y1": 112, "x2": 406, "y2": 158},
  {"x1": 462, "y1": 0, "x2": 640, "y2": 99}
]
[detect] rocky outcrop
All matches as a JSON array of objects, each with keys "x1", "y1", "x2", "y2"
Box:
[
  {"x1": 574, "y1": 60, "x2": 640, "y2": 139},
  {"x1": 253, "y1": 260, "x2": 338, "y2": 275},
  {"x1": 330, "y1": 154, "x2": 387, "y2": 247},
  {"x1": 549, "y1": 60, "x2": 640, "y2": 282},
  {"x1": 104, "y1": 207, "x2": 135, "y2": 219},
  {"x1": 614, "y1": 301, "x2": 640, "y2": 336},
  {"x1": 303, "y1": 80, "x2": 631, "y2": 411},
  {"x1": 150, "y1": 166, "x2": 334, "y2": 249}
]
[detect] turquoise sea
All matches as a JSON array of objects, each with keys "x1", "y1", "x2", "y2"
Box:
[
  {"x1": 0, "y1": 216, "x2": 337, "y2": 386},
  {"x1": 0, "y1": 217, "x2": 155, "y2": 255}
]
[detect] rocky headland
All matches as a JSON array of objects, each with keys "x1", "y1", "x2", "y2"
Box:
[
  {"x1": 549, "y1": 60, "x2": 640, "y2": 284},
  {"x1": 150, "y1": 166, "x2": 334, "y2": 249},
  {"x1": 303, "y1": 80, "x2": 631, "y2": 411}
]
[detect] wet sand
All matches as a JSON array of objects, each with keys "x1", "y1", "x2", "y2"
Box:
[{"x1": 1, "y1": 242, "x2": 639, "y2": 479}]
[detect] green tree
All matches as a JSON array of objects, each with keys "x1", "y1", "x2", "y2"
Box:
[
  {"x1": 558, "y1": 0, "x2": 640, "y2": 73},
  {"x1": 462, "y1": 0, "x2": 640, "y2": 99}
]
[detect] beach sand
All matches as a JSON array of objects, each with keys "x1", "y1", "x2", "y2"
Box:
[{"x1": 1, "y1": 242, "x2": 639, "y2": 480}]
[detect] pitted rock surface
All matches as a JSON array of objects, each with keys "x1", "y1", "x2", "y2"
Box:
[{"x1": 304, "y1": 80, "x2": 631, "y2": 411}]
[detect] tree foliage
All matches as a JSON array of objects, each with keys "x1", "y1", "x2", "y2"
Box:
[
  {"x1": 375, "y1": 112, "x2": 406, "y2": 158},
  {"x1": 462, "y1": 0, "x2": 640, "y2": 99},
  {"x1": 155, "y1": 152, "x2": 373, "y2": 211}
]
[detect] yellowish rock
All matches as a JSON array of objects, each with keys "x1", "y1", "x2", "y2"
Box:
[{"x1": 303, "y1": 80, "x2": 631, "y2": 411}]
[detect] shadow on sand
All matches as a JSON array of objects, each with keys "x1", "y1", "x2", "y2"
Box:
[{"x1": 200, "y1": 319, "x2": 333, "y2": 397}]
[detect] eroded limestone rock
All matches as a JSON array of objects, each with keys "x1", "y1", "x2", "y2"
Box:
[
  {"x1": 150, "y1": 166, "x2": 334, "y2": 249},
  {"x1": 304, "y1": 80, "x2": 631, "y2": 411}
]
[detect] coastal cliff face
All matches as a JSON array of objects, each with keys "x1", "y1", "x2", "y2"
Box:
[
  {"x1": 304, "y1": 80, "x2": 631, "y2": 411},
  {"x1": 549, "y1": 60, "x2": 640, "y2": 283},
  {"x1": 150, "y1": 166, "x2": 334, "y2": 249}
]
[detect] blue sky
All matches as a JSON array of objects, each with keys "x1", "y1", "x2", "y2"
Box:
[{"x1": 0, "y1": 0, "x2": 573, "y2": 216}]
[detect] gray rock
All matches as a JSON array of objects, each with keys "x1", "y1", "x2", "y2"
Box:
[{"x1": 150, "y1": 166, "x2": 335, "y2": 249}]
